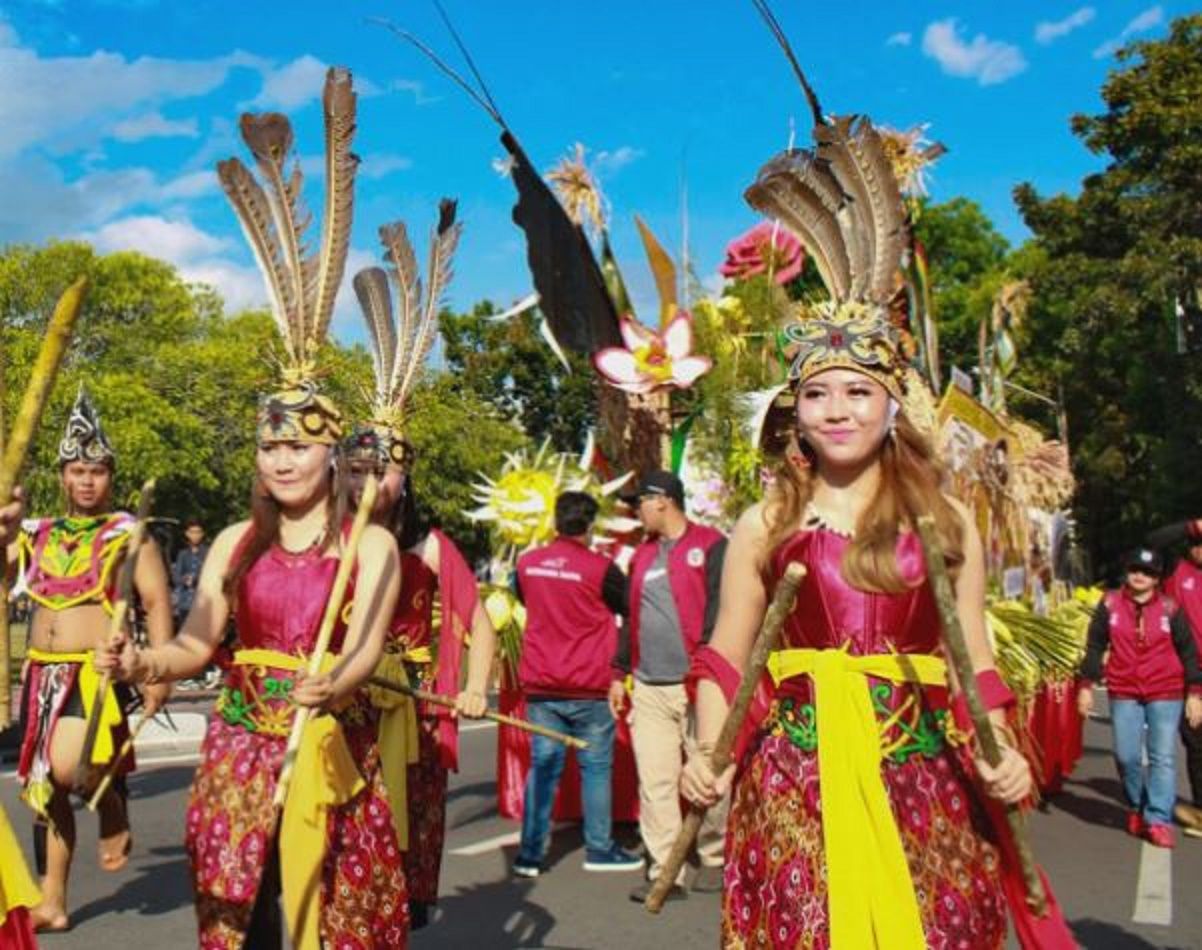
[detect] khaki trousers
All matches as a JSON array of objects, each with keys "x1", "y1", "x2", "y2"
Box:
[{"x1": 630, "y1": 680, "x2": 727, "y2": 881}]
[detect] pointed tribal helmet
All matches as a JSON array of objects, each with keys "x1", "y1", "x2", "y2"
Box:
[
  {"x1": 343, "y1": 199, "x2": 462, "y2": 470},
  {"x1": 58, "y1": 383, "x2": 115, "y2": 468},
  {"x1": 217, "y1": 66, "x2": 359, "y2": 446}
]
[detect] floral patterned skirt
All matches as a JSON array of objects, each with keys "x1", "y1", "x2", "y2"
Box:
[
  {"x1": 185, "y1": 712, "x2": 409, "y2": 949},
  {"x1": 404, "y1": 717, "x2": 449, "y2": 904},
  {"x1": 722, "y1": 732, "x2": 1007, "y2": 950}
]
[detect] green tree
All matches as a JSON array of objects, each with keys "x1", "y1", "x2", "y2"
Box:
[{"x1": 1011, "y1": 13, "x2": 1202, "y2": 570}]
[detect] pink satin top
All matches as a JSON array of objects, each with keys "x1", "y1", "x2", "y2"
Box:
[
  {"x1": 234, "y1": 544, "x2": 352, "y2": 655},
  {"x1": 389, "y1": 550, "x2": 437, "y2": 649}
]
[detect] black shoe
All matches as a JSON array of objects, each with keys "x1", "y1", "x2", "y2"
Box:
[
  {"x1": 409, "y1": 900, "x2": 430, "y2": 930},
  {"x1": 629, "y1": 880, "x2": 687, "y2": 903}
]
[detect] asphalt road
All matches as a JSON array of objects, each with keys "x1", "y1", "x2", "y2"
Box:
[{"x1": 2, "y1": 704, "x2": 1200, "y2": 948}]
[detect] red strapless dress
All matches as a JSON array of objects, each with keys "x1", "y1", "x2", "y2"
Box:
[{"x1": 185, "y1": 541, "x2": 408, "y2": 949}]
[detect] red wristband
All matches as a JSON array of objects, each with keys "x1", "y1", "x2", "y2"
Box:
[{"x1": 950, "y1": 669, "x2": 1016, "y2": 732}]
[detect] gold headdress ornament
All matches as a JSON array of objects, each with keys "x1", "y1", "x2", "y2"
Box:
[
  {"x1": 217, "y1": 67, "x2": 359, "y2": 445},
  {"x1": 344, "y1": 199, "x2": 462, "y2": 468},
  {"x1": 744, "y1": 0, "x2": 943, "y2": 403}
]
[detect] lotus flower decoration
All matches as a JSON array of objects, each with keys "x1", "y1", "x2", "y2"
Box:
[{"x1": 592, "y1": 311, "x2": 712, "y2": 395}]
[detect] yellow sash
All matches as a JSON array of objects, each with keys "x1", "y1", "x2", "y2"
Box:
[
  {"x1": 0, "y1": 803, "x2": 40, "y2": 926},
  {"x1": 367, "y1": 647, "x2": 430, "y2": 849},
  {"x1": 766, "y1": 647, "x2": 949, "y2": 950},
  {"x1": 229, "y1": 648, "x2": 365, "y2": 950},
  {"x1": 27, "y1": 648, "x2": 121, "y2": 764}
]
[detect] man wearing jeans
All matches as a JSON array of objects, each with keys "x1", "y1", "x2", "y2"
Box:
[
  {"x1": 511, "y1": 492, "x2": 642, "y2": 877},
  {"x1": 1078, "y1": 547, "x2": 1202, "y2": 848},
  {"x1": 613, "y1": 471, "x2": 727, "y2": 902}
]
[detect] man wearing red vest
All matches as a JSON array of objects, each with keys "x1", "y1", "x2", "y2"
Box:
[
  {"x1": 613, "y1": 471, "x2": 727, "y2": 903},
  {"x1": 1158, "y1": 521, "x2": 1202, "y2": 835},
  {"x1": 512, "y1": 491, "x2": 642, "y2": 878},
  {"x1": 1078, "y1": 547, "x2": 1202, "y2": 848}
]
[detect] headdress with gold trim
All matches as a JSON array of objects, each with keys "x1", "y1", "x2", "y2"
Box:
[
  {"x1": 217, "y1": 67, "x2": 359, "y2": 445},
  {"x1": 343, "y1": 199, "x2": 462, "y2": 469},
  {"x1": 58, "y1": 383, "x2": 116, "y2": 467}
]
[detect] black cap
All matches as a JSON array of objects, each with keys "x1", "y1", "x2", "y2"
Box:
[
  {"x1": 1123, "y1": 547, "x2": 1163, "y2": 576},
  {"x1": 621, "y1": 470, "x2": 685, "y2": 507}
]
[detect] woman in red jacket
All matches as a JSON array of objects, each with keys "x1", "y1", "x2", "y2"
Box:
[{"x1": 1078, "y1": 547, "x2": 1202, "y2": 848}]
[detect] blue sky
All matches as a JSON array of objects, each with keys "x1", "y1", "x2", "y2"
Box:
[{"x1": 0, "y1": 0, "x2": 1181, "y2": 345}]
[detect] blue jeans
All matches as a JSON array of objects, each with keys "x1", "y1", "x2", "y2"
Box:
[
  {"x1": 518, "y1": 698, "x2": 615, "y2": 863},
  {"x1": 1111, "y1": 697, "x2": 1183, "y2": 825}
]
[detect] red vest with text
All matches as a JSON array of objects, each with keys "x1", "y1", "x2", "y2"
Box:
[
  {"x1": 628, "y1": 520, "x2": 724, "y2": 675},
  {"x1": 1165, "y1": 560, "x2": 1202, "y2": 655},
  {"x1": 1103, "y1": 589, "x2": 1186, "y2": 701},
  {"x1": 517, "y1": 537, "x2": 617, "y2": 697}
]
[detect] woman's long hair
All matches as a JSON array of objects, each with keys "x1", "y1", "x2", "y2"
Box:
[
  {"x1": 223, "y1": 451, "x2": 348, "y2": 601},
  {"x1": 388, "y1": 471, "x2": 430, "y2": 551},
  {"x1": 763, "y1": 411, "x2": 964, "y2": 592}
]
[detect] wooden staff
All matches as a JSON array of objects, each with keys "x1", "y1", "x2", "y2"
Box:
[
  {"x1": 272, "y1": 475, "x2": 378, "y2": 811},
  {"x1": 367, "y1": 674, "x2": 588, "y2": 749},
  {"x1": 74, "y1": 478, "x2": 155, "y2": 793},
  {"x1": 646, "y1": 561, "x2": 806, "y2": 913},
  {"x1": 914, "y1": 515, "x2": 1047, "y2": 914},
  {"x1": 0, "y1": 276, "x2": 90, "y2": 729},
  {"x1": 85, "y1": 713, "x2": 155, "y2": 811}
]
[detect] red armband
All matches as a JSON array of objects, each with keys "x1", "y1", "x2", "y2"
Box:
[
  {"x1": 950, "y1": 669, "x2": 1016, "y2": 732},
  {"x1": 686, "y1": 645, "x2": 740, "y2": 705}
]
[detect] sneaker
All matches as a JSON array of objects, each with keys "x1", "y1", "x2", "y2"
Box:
[
  {"x1": 629, "y1": 880, "x2": 687, "y2": 903},
  {"x1": 1174, "y1": 802, "x2": 1202, "y2": 838},
  {"x1": 583, "y1": 846, "x2": 643, "y2": 872},
  {"x1": 691, "y1": 864, "x2": 724, "y2": 893},
  {"x1": 1145, "y1": 823, "x2": 1175, "y2": 849},
  {"x1": 512, "y1": 856, "x2": 542, "y2": 878},
  {"x1": 1126, "y1": 811, "x2": 1145, "y2": 838}
]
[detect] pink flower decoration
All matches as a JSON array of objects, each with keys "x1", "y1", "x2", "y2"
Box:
[
  {"x1": 720, "y1": 221, "x2": 805, "y2": 285},
  {"x1": 592, "y1": 311, "x2": 713, "y2": 394}
]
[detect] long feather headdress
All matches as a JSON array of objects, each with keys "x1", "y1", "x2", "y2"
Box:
[
  {"x1": 218, "y1": 66, "x2": 359, "y2": 385},
  {"x1": 352, "y1": 199, "x2": 461, "y2": 454}
]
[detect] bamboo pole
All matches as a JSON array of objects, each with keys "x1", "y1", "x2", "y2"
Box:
[
  {"x1": 272, "y1": 475, "x2": 378, "y2": 811},
  {"x1": 646, "y1": 562, "x2": 806, "y2": 913},
  {"x1": 914, "y1": 515, "x2": 1047, "y2": 914},
  {"x1": 74, "y1": 478, "x2": 155, "y2": 793},
  {"x1": 85, "y1": 713, "x2": 155, "y2": 811},
  {"x1": 367, "y1": 674, "x2": 587, "y2": 749},
  {"x1": 0, "y1": 276, "x2": 90, "y2": 728}
]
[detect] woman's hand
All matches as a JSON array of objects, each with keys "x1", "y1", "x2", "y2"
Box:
[
  {"x1": 94, "y1": 631, "x2": 143, "y2": 683},
  {"x1": 1186, "y1": 694, "x2": 1202, "y2": 729},
  {"x1": 975, "y1": 745, "x2": 1032, "y2": 805},
  {"x1": 1076, "y1": 685, "x2": 1093, "y2": 718},
  {"x1": 454, "y1": 689, "x2": 487, "y2": 719},
  {"x1": 141, "y1": 683, "x2": 171, "y2": 717},
  {"x1": 680, "y1": 753, "x2": 735, "y2": 809},
  {"x1": 292, "y1": 670, "x2": 335, "y2": 709}
]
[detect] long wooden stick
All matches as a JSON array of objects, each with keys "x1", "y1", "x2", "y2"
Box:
[
  {"x1": 74, "y1": 478, "x2": 156, "y2": 793},
  {"x1": 272, "y1": 475, "x2": 378, "y2": 811},
  {"x1": 367, "y1": 674, "x2": 588, "y2": 749},
  {"x1": 85, "y1": 713, "x2": 155, "y2": 811},
  {"x1": 646, "y1": 561, "x2": 806, "y2": 913},
  {"x1": 914, "y1": 515, "x2": 1047, "y2": 915},
  {"x1": 0, "y1": 276, "x2": 90, "y2": 729}
]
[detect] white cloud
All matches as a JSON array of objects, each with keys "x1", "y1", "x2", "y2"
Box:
[
  {"x1": 111, "y1": 111, "x2": 199, "y2": 142},
  {"x1": 359, "y1": 152, "x2": 413, "y2": 179},
  {"x1": 1093, "y1": 5, "x2": 1164, "y2": 58},
  {"x1": 886, "y1": 31, "x2": 912, "y2": 47},
  {"x1": 593, "y1": 146, "x2": 645, "y2": 177},
  {"x1": 389, "y1": 78, "x2": 439, "y2": 106},
  {"x1": 178, "y1": 258, "x2": 266, "y2": 312},
  {"x1": 159, "y1": 169, "x2": 217, "y2": 200},
  {"x1": 244, "y1": 54, "x2": 327, "y2": 110},
  {"x1": 82, "y1": 215, "x2": 229, "y2": 260},
  {"x1": 1035, "y1": 7, "x2": 1095, "y2": 44},
  {"x1": 921, "y1": 19, "x2": 1028, "y2": 85}
]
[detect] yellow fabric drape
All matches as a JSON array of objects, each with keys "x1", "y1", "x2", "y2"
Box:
[
  {"x1": 0, "y1": 803, "x2": 40, "y2": 927},
  {"x1": 367, "y1": 648, "x2": 429, "y2": 849},
  {"x1": 27, "y1": 648, "x2": 121, "y2": 764},
  {"x1": 766, "y1": 647, "x2": 949, "y2": 950},
  {"x1": 229, "y1": 648, "x2": 365, "y2": 950}
]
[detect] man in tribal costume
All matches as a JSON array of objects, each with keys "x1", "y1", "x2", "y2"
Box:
[{"x1": 11, "y1": 385, "x2": 171, "y2": 932}]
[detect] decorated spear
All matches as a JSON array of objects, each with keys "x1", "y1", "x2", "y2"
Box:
[
  {"x1": 367, "y1": 674, "x2": 587, "y2": 749},
  {"x1": 0, "y1": 276, "x2": 90, "y2": 728},
  {"x1": 272, "y1": 475, "x2": 378, "y2": 811},
  {"x1": 74, "y1": 478, "x2": 155, "y2": 793},
  {"x1": 914, "y1": 514, "x2": 1047, "y2": 913},
  {"x1": 646, "y1": 561, "x2": 806, "y2": 913}
]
